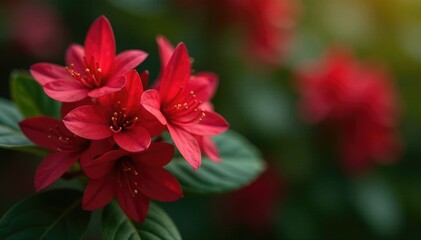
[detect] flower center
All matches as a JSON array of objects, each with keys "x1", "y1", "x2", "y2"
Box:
[
  {"x1": 164, "y1": 88, "x2": 206, "y2": 125},
  {"x1": 66, "y1": 56, "x2": 104, "y2": 88},
  {"x1": 117, "y1": 158, "x2": 140, "y2": 197},
  {"x1": 48, "y1": 124, "x2": 86, "y2": 152},
  {"x1": 109, "y1": 101, "x2": 139, "y2": 133}
]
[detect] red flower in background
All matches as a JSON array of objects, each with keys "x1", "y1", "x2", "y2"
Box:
[
  {"x1": 231, "y1": 0, "x2": 297, "y2": 65},
  {"x1": 63, "y1": 70, "x2": 163, "y2": 152},
  {"x1": 81, "y1": 142, "x2": 182, "y2": 222},
  {"x1": 214, "y1": 167, "x2": 284, "y2": 234},
  {"x1": 177, "y1": 0, "x2": 297, "y2": 65},
  {"x1": 30, "y1": 16, "x2": 147, "y2": 102},
  {"x1": 141, "y1": 42, "x2": 229, "y2": 170},
  {"x1": 296, "y1": 49, "x2": 401, "y2": 172},
  {"x1": 19, "y1": 117, "x2": 89, "y2": 191},
  {"x1": 6, "y1": 0, "x2": 66, "y2": 59}
]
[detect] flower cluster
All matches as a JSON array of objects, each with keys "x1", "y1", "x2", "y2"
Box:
[
  {"x1": 19, "y1": 16, "x2": 229, "y2": 222},
  {"x1": 296, "y1": 49, "x2": 401, "y2": 172}
]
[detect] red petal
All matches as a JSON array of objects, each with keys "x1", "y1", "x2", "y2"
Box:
[
  {"x1": 132, "y1": 142, "x2": 174, "y2": 167},
  {"x1": 140, "y1": 70, "x2": 150, "y2": 89},
  {"x1": 19, "y1": 117, "x2": 61, "y2": 151},
  {"x1": 60, "y1": 98, "x2": 94, "y2": 117},
  {"x1": 167, "y1": 124, "x2": 201, "y2": 170},
  {"x1": 84, "y1": 16, "x2": 116, "y2": 73},
  {"x1": 139, "y1": 167, "x2": 182, "y2": 202},
  {"x1": 112, "y1": 50, "x2": 148, "y2": 78},
  {"x1": 30, "y1": 63, "x2": 68, "y2": 85},
  {"x1": 157, "y1": 35, "x2": 175, "y2": 68},
  {"x1": 116, "y1": 185, "x2": 150, "y2": 223},
  {"x1": 83, "y1": 176, "x2": 115, "y2": 210},
  {"x1": 63, "y1": 105, "x2": 112, "y2": 140},
  {"x1": 160, "y1": 43, "x2": 191, "y2": 103},
  {"x1": 138, "y1": 107, "x2": 166, "y2": 137},
  {"x1": 65, "y1": 44, "x2": 85, "y2": 73},
  {"x1": 113, "y1": 125, "x2": 151, "y2": 152},
  {"x1": 186, "y1": 111, "x2": 229, "y2": 136},
  {"x1": 141, "y1": 89, "x2": 167, "y2": 125},
  {"x1": 44, "y1": 80, "x2": 90, "y2": 102},
  {"x1": 34, "y1": 151, "x2": 80, "y2": 191},
  {"x1": 120, "y1": 70, "x2": 143, "y2": 113},
  {"x1": 187, "y1": 72, "x2": 219, "y2": 102},
  {"x1": 83, "y1": 149, "x2": 125, "y2": 179},
  {"x1": 87, "y1": 75, "x2": 126, "y2": 98},
  {"x1": 80, "y1": 139, "x2": 115, "y2": 168},
  {"x1": 198, "y1": 136, "x2": 221, "y2": 162},
  {"x1": 200, "y1": 102, "x2": 214, "y2": 111}
]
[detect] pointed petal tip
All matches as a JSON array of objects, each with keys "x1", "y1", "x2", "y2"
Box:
[
  {"x1": 95, "y1": 15, "x2": 111, "y2": 25},
  {"x1": 34, "y1": 181, "x2": 45, "y2": 192},
  {"x1": 132, "y1": 215, "x2": 146, "y2": 223},
  {"x1": 34, "y1": 172, "x2": 53, "y2": 192},
  {"x1": 175, "y1": 42, "x2": 187, "y2": 52},
  {"x1": 156, "y1": 35, "x2": 170, "y2": 44},
  {"x1": 156, "y1": 34, "x2": 165, "y2": 41},
  {"x1": 209, "y1": 156, "x2": 221, "y2": 163},
  {"x1": 190, "y1": 158, "x2": 201, "y2": 171}
]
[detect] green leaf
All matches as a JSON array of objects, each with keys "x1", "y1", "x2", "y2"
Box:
[
  {"x1": 0, "y1": 189, "x2": 90, "y2": 240},
  {"x1": 10, "y1": 71, "x2": 61, "y2": 118},
  {"x1": 0, "y1": 98, "x2": 34, "y2": 148},
  {"x1": 102, "y1": 201, "x2": 181, "y2": 240},
  {"x1": 166, "y1": 130, "x2": 266, "y2": 195},
  {"x1": 352, "y1": 175, "x2": 403, "y2": 238},
  {"x1": 0, "y1": 97, "x2": 45, "y2": 156}
]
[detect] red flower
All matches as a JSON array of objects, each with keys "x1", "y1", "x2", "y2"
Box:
[
  {"x1": 154, "y1": 36, "x2": 223, "y2": 162},
  {"x1": 30, "y1": 16, "x2": 147, "y2": 102},
  {"x1": 141, "y1": 41, "x2": 229, "y2": 170},
  {"x1": 296, "y1": 48, "x2": 401, "y2": 172},
  {"x1": 19, "y1": 117, "x2": 89, "y2": 191},
  {"x1": 63, "y1": 70, "x2": 162, "y2": 152},
  {"x1": 81, "y1": 142, "x2": 182, "y2": 222}
]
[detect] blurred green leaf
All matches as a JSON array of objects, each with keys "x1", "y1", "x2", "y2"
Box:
[
  {"x1": 166, "y1": 130, "x2": 266, "y2": 195},
  {"x1": 102, "y1": 201, "x2": 181, "y2": 240},
  {"x1": 0, "y1": 98, "x2": 33, "y2": 148},
  {"x1": 352, "y1": 175, "x2": 403, "y2": 238},
  {"x1": 0, "y1": 189, "x2": 90, "y2": 239},
  {"x1": 0, "y1": 98, "x2": 46, "y2": 156},
  {"x1": 10, "y1": 71, "x2": 61, "y2": 118}
]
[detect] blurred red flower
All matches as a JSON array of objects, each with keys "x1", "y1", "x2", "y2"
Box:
[
  {"x1": 177, "y1": 0, "x2": 297, "y2": 65},
  {"x1": 214, "y1": 167, "x2": 284, "y2": 234},
  {"x1": 231, "y1": 0, "x2": 297, "y2": 65},
  {"x1": 296, "y1": 48, "x2": 401, "y2": 172},
  {"x1": 7, "y1": 0, "x2": 66, "y2": 59}
]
